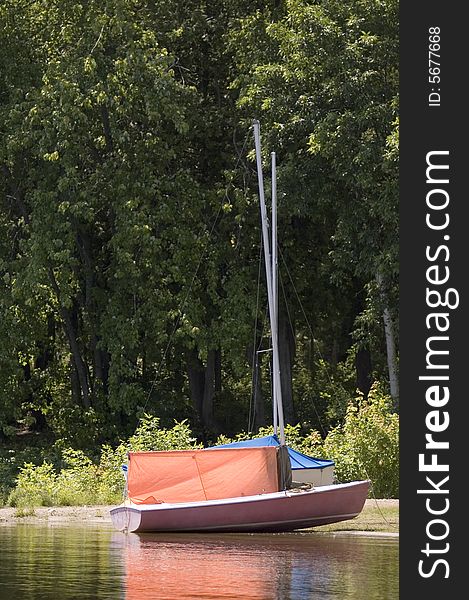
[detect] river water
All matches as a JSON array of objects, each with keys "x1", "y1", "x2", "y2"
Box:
[{"x1": 0, "y1": 524, "x2": 398, "y2": 599}]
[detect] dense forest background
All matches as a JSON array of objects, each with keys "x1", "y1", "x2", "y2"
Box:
[{"x1": 0, "y1": 0, "x2": 398, "y2": 453}]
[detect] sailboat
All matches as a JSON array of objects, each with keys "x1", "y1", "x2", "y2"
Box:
[
  {"x1": 110, "y1": 121, "x2": 370, "y2": 534},
  {"x1": 211, "y1": 123, "x2": 334, "y2": 487}
]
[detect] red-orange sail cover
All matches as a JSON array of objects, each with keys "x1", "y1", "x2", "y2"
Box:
[{"x1": 127, "y1": 447, "x2": 279, "y2": 504}]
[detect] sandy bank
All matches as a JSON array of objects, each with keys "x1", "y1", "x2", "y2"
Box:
[
  {"x1": 0, "y1": 499, "x2": 398, "y2": 532},
  {"x1": 0, "y1": 505, "x2": 113, "y2": 525}
]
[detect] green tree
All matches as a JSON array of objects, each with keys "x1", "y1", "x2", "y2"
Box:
[
  {"x1": 1, "y1": 0, "x2": 399, "y2": 450},
  {"x1": 1, "y1": 0, "x2": 202, "y2": 442},
  {"x1": 228, "y1": 0, "x2": 399, "y2": 413}
]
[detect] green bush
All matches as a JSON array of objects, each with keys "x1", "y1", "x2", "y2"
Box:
[
  {"x1": 7, "y1": 415, "x2": 202, "y2": 508},
  {"x1": 0, "y1": 445, "x2": 56, "y2": 506},
  {"x1": 0, "y1": 451, "x2": 17, "y2": 505},
  {"x1": 323, "y1": 384, "x2": 399, "y2": 498},
  {"x1": 55, "y1": 448, "x2": 100, "y2": 506},
  {"x1": 8, "y1": 462, "x2": 58, "y2": 508},
  {"x1": 6, "y1": 397, "x2": 399, "y2": 507}
]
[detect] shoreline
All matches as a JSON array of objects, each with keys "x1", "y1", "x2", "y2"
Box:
[{"x1": 0, "y1": 499, "x2": 398, "y2": 535}]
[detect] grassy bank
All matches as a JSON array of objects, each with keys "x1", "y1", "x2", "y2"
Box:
[
  {"x1": 0, "y1": 499, "x2": 399, "y2": 534},
  {"x1": 315, "y1": 499, "x2": 399, "y2": 534}
]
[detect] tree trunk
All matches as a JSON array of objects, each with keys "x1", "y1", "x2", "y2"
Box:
[
  {"x1": 214, "y1": 348, "x2": 222, "y2": 395},
  {"x1": 376, "y1": 272, "x2": 399, "y2": 407},
  {"x1": 382, "y1": 303, "x2": 399, "y2": 405},
  {"x1": 187, "y1": 348, "x2": 204, "y2": 419},
  {"x1": 202, "y1": 349, "x2": 216, "y2": 429},
  {"x1": 2, "y1": 165, "x2": 30, "y2": 225},
  {"x1": 355, "y1": 347, "x2": 372, "y2": 398},
  {"x1": 74, "y1": 225, "x2": 110, "y2": 394},
  {"x1": 100, "y1": 105, "x2": 114, "y2": 153},
  {"x1": 93, "y1": 345, "x2": 110, "y2": 394},
  {"x1": 48, "y1": 267, "x2": 91, "y2": 408},
  {"x1": 70, "y1": 356, "x2": 81, "y2": 406},
  {"x1": 307, "y1": 334, "x2": 316, "y2": 377},
  {"x1": 330, "y1": 336, "x2": 339, "y2": 367},
  {"x1": 186, "y1": 347, "x2": 219, "y2": 439}
]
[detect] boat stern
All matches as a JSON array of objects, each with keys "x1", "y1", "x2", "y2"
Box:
[{"x1": 110, "y1": 505, "x2": 142, "y2": 533}]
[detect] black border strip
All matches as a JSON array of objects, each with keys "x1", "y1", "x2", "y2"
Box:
[{"x1": 400, "y1": 3, "x2": 465, "y2": 595}]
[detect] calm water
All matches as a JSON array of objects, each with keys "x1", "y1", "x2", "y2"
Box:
[{"x1": 0, "y1": 524, "x2": 398, "y2": 599}]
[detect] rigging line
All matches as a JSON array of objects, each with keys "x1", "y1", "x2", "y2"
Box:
[
  {"x1": 280, "y1": 264, "x2": 326, "y2": 437},
  {"x1": 368, "y1": 487, "x2": 399, "y2": 530},
  {"x1": 143, "y1": 127, "x2": 253, "y2": 409},
  {"x1": 249, "y1": 301, "x2": 270, "y2": 432},
  {"x1": 278, "y1": 249, "x2": 334, "y2": 438},
  {"x1": 278, "y1": 266, "x2": 327, "y2": 437},
  {"x1": 255, "y1": 306, "x2": 270, "y2": 403},
  {"x1": 249, "y1": 237, "x2": 263, "y2": 432},
  {"x1": 248, "y1": 306, "x2": 272, "y2": 433},
  {"x1": 279, "y1": 246, "x2": 338, "y2": 393},
  {"x1": 194, "y1": 455, "x2": 209, "y2": 501},
  {"x1": 280, "y1": 262, "x2": 326, "y2": 437},
  {"x1": 89, "y1": 22, "x2": 105, "y2": 55},
  {"x1": 224, "y1": 127, "x2": 252, "y2": 203},
  {"x1": 356, "y1": 462, "x2": 398, "y2": 531}
]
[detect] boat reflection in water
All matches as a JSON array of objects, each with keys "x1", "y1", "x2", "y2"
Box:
[{"x1": 115, "y1": 530, "x2": 398, "y2": 600}]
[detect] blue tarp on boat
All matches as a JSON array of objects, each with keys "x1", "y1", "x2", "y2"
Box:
[{"x1": 213, "y1": 434, "x2": 334, "y2": 470}]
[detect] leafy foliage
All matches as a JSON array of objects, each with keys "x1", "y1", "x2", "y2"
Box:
[
  {"x1": 6, "y1": 405, "x2": 398, "y2": 507},
  {"x1": 323, "y1": 384, "x2": 399, "y2": 497},
  {"x1": 1, "y1": 0, "x2": 398, "y2": 489},
  {"x1": 7, "y1": 414, "x2": 202, "y2": 507}
]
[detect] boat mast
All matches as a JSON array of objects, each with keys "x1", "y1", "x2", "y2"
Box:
[
  {"x1": 253, "y1": 120, "x2": 286, "y2": 446},
  {"x1": 271, "y1": 151, "x2": 278, "y2": 436}
]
